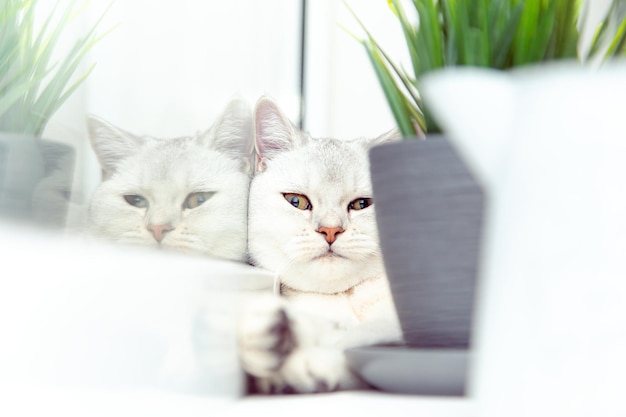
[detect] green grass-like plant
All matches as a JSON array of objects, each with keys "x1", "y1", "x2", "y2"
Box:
[
  {"x1": 0, "y1": 0, "x2": 110, "y2": 137},
  {"x1": 347, "y1": 0, "x2": 626, "y2": 136}
]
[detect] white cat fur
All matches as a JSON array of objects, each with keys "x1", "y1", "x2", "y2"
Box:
[
  {"x1": 239, "y1": 96, "x2": 403, "y2": 393},
  {"x1": 87, "y1": 98, "x2": 253, "y2": 262}
]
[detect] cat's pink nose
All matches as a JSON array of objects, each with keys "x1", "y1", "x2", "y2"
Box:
[
  {"x1": 317, "y1": 226, "x2": 344, "y2": 245},
  {"x1": 147, "y1": 224, "x2": 174, "y2": 242}
]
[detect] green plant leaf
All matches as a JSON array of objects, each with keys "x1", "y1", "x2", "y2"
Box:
[
  {"x1": 364, "y1": 38, "x2": 419, "y2": 136},
  {"x1": 345, "y1": 0, "x2": 626, "y2": 137},
  {"x1": 606, "y1": 17, "x2": 626, "y2": 56},
  {"x1": 491, "y1": 2, "x2": 524, "y2": 67},
  {"x1": 0, "y1": 0, "x2": 112, "y2": 135}
]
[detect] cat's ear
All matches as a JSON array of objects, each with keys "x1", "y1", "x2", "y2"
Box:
[
  {"x1": 253, "y1": 96, "x2": 299, "y2": 173},
  {"x1": 367, "y1": 128, "x2": 402, "y2": 148},
  {"x1": 204, "y1": 96, "x2": 254, "y2": 173},
  {"x1": 87, "y1": 115, "x2": 143, "y2": 179}
]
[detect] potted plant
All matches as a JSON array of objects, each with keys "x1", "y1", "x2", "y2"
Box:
[
  {"x1": 346, "y1": 0, "x2": 626, "y2": 349},
  {"x1": 0, "y1": 0, "x2": 107, "y2": 226}
]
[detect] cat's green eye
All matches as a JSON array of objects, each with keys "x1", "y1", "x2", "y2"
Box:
[
  {"x1": 349, "y1": 197, "x2": 373, "y2": 211},
  {"x1": 283, "y1": 193, "x2": 312, "y2": 210},
  {"x1": 124, "y1": 194, "x2": 148, "y2": 208},
  {"x1": 184, "y1": 191, "x2": 214, "y2": 209}
]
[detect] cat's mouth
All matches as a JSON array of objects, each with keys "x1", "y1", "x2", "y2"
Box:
[{"x1": 314, "y1": 249, "x2": 347, "y2": 261}]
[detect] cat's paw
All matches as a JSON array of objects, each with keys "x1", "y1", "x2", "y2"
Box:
[
  {"x1": 237, "y1": 294, "x2": 369, "y2": 394},
  {"x1": 254, "y1": 347, "x2": 368, "y2": 394},
  {"x1": 237, "y1": 294, "x2": 295, "y2": 378}
]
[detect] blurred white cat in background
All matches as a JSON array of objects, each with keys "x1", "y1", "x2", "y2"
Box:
[{"x1": 86, "y1": 98, "x2": 253, "y2": 262}]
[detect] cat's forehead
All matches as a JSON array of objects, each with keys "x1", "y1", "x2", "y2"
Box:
[
  {"x1": 310, "y1": 137, "x2": 362, "y2": 160},
  {"x1": 270, "y1": 137, "x2": 372, "y2": 196},
  {"x1": 145, "y1": 135, "x2": 195, "y2": 156},
  {"x1": 307, "y1": 138, "x2": 365, "y2": 179},
  {"x1": 115, "y1": 136, "x2": 238, "y2": 187}
]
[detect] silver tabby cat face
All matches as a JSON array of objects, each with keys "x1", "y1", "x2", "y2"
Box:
[
  {"x1": 248, "y1": 96, "x2": 398, "y2": 293},
  {"x1": 87, "y1": 98, "x2": 253, "y2": 262}
]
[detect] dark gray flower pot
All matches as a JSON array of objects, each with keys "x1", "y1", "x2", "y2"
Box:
[
  {"x1": 369, "y1": 136, "x2": 484, "y2": 349},
  {"x1": 0, "y1": 133, "x2": 75, "y2": 226}
]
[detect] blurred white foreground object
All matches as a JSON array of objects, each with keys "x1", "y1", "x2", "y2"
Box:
[
  {"x1": 0, "y1": 221, "x2": 273, "y2": 416},
  {"x1": 422, "y1": 62, "x2": 626, "y2": 417}
]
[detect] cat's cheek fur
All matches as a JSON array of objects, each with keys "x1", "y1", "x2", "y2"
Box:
[
  {"x1": 89, "y1": 186, "x2": 154, "y2": 245},
  {"x1": 182, "y1": 187, "x2": 249, "y2": 261},
  {"x1": 247, "y1": 184, "x2": 308, "y2": 266}
]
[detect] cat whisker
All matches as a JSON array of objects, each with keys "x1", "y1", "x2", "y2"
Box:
[
  {"x1": 333, "y1": 237, "x2": 378, "y2": 251},
  {"x1": 284, "y1": 237, "x2": 325, "y2": 261}
]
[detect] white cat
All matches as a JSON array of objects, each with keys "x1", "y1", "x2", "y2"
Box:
[
  {"x1": 87, "y1": 98, "x2": 253, "y2": 262},
  {"x1": 238, "y1": 96, "x2": 404, "y2": 393}
]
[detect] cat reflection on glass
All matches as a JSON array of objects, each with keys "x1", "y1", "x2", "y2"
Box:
[
  {"x1": 238, "y1": 96, "x2": 404, "y2": 393},
  {"x1": 31, "y1": 141, "x2": 77, "y2": 227},
  {"x1": 87, "y1": 98, "x2": 253, "y2": 262}
]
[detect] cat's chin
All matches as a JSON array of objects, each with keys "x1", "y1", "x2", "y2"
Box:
[{"x1": 280, "y1": 256, "x2": 383, "y2": 294}]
